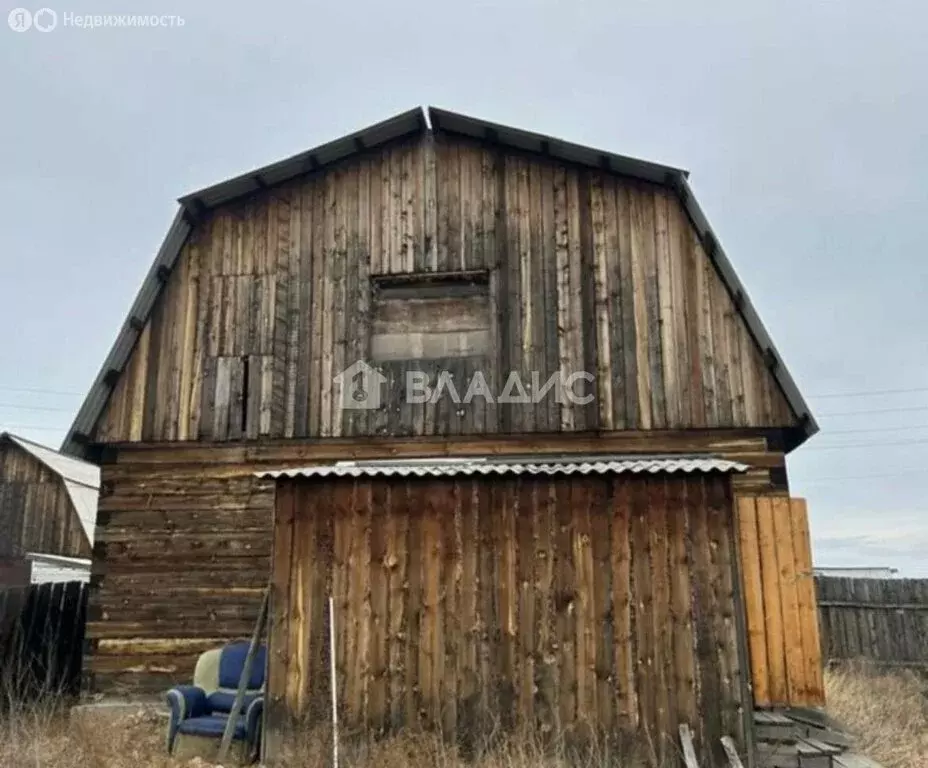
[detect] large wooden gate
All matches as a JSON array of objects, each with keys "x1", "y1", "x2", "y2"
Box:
[
  {"x1": 736, "y1": 496, "x2": 824, "y2": 708},
  {"x1": 266, "y1": 471, "x2": 750, "y2": 763}
]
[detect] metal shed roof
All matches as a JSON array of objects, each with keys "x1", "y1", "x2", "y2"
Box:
[
  {"x1": 61, "y1": 105, "x2": 817, "y2": 456},
  {"x1": 255, "y1": 455, "x2": 748, "y2": 480}
]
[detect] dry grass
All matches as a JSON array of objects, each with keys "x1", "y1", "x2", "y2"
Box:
[
  {"x1": 1, "y1": 700, "x2": 173, "y2": 768},
  {"x1": 0, "y1": 700, "x2": 662, "y2": 768},
  {"x1": 277, "y1": 725, "x2": 654, "y2": 768},
  {"x1": 15, "y1": 667, "x2": 928, "y2": 768},
  {"x1": 825, "y1": 662, "x2": 928, "y2": 768}
]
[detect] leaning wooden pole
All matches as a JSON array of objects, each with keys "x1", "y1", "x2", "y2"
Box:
[{"x1": 218, "y1": 585, "x2": 270, "y2": 763}]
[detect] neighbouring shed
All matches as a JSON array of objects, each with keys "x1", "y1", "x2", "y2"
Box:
[{"x1": 0, "y1": 433, "x2": 98, "y2": 585}]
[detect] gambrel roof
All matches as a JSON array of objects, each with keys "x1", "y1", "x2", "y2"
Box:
[{"x1": 61, "y1": 106, "x2": 817, "y2": 456}]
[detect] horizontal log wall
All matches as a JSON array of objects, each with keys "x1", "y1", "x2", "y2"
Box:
[
  {"x1": 0, "y1": 441, "x2": 90, "y2": 560},
  {"x1": 86, "y1": 431, "x2": 784, "y2": 696},
  {"x1": 96, "y1": 133, "x2": 797, "y2": 444},
  {"x1": 816, "y1": 576, "x2": 928, "y2": 669},
  {"x1": 267, "y1": 472, "x2": 748, "y2": 765},
  {"x1": 87, "y1": 469, "x2": 275, "y2": 695}
]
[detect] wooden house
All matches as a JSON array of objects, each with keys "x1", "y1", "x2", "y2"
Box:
[
  {"x1": 63, "y1": 108, "x2": 823, "y2": 763},
  {"x1": 0, "y1": 433, "x2": 98, "y2": 585}
]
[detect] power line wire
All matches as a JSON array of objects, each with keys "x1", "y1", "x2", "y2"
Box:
[
  {"x1": 818, "y1": 423, "x2": 928, "y2": 435},
  {"x1": 806, "y1": 438, "x2": 928, "y2": 451},
  {"x1": 0, "y1": 385, "x2": 82, "y2": 397},
  {"x1": 818, "y1": 404, "x2": 928, "y2": 417},
  {"x1": 0, "y1": 424, "x2": 67, "y2": 432},
  {"x1": 810, "y1": 386, "x2": 928, "y2": 399},
  {"x1": 797, "y1": 469, "x2": 928, "y2": 484},
  {"x1": 0, "y1": 403, "x2": 75, "y2": 413}
]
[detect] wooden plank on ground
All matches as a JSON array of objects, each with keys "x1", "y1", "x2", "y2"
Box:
[
  {"x1": 720, "y1": 736, "x2": 745, "y2": 768},
  {"x1": 834, "y1": 754, "x2": 887, "y2": 768},
  {"x1": 679, "y1": 724, "x2": 700, "y2": 768}
]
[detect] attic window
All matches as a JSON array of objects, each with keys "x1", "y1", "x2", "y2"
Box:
[{"x1": 370, "y1": 271, "x2": 490, "y2": 362}]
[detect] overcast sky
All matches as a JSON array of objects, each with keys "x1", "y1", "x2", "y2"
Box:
[{"x1": 2, "y1": 1, "x2": 926, "y2": 575}]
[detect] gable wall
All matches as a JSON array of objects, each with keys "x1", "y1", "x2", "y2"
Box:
[
  {"x1": 0, "y1": 441, "x2": 91, "y2": 559},
  {"x1": 95, "y1": 134, "x2": 796, "y2": 444}
]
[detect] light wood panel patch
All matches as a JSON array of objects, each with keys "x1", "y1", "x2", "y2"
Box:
[{"x1": 736, "y1": 495, "x2": 825, "y2": 708}]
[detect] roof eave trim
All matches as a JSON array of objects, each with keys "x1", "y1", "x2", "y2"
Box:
[
  {"x1": 179, "y1": 107, "x2": 427, "y2": 211},
  {"x1": 427, "y1": 105, "x2": 689, "y2": 184},
  {"x1": 61, "y1": 207, "x2": 191, "y2": 457}
]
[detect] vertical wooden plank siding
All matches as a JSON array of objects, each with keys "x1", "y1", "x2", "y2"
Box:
[
  {"x1": 96, "y1": 134, "x2": 800, "y2": 445},
  {"x1": 267, "y1": 472, "x2": 748, "y2": 758},
  {"x1": 736, "y1": 495, "x2": 825, "y2": 708}
]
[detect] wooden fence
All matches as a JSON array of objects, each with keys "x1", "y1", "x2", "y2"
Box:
[
  {"x1": 0, "y1": 581, "x2": 88, "y2": 701},
  {"x1": 816, "y1": 576, "x2": 928, "y2": 669},
  {"x1": 736, "y1": 496, "x2": 825, "y2": 709}
]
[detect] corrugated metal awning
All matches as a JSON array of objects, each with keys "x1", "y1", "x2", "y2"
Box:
[{"x1": 255, "y1": 455, "x2": 748, "y2": 480}]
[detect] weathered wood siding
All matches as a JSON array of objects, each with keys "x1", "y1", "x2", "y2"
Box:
[
  {"x1": 0, "y1": 441, "x2": 90, "y2": 560},
  {"x1": 86, "y1": 431, "x2": 781, "y2": 696},
  {"x1": 266, "y1": 471, "x2": 748, "y2": 765},
  {"x1": 96, "y1": 134, "x2": 797, "y2": 444},
  {"x1": 88, "y1": 469, "x2": 274, "y2": 695}
]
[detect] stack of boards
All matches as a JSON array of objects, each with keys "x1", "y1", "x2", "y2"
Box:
[{"x1": 754, "y1": 709, "x2": 884, "y2": 768}]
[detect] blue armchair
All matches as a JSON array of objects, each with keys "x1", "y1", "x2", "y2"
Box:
[{"x1": 166, "y1": 642, "x2": 267, "y2": 764}]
